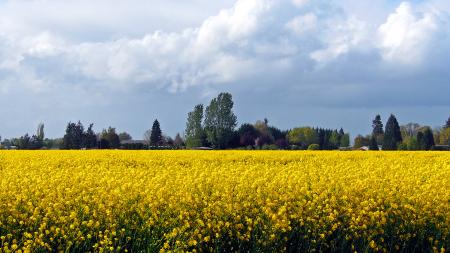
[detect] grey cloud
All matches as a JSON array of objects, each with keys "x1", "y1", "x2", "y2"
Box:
[{"x1": 0, "y1": 0, "x2": 450, "y2": 139}]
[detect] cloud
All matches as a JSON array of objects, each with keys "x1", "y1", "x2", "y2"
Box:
[
  {"x1": 0, "y1": 0, "x2": 449, "y2": 101},
  {"x1": 310, "y1": 16, "x2": 368, "y2": 63},
  {"x1": 377, "y1": 2, "x2": 439, "y2": 64},
  {"x1": 292, "y1": 0, "x2": 310, "y2": 8},
  {"x1": 1, "y1": 0, "x2": 450, "y2": 139},
  {"x1": 286, "y1": 13, "x2": 318, "y2": 35}
]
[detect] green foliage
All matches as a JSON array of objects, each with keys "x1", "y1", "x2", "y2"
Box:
[
  {"x1": 307, "y1": 144, "x2": 320, "y2": 150},
  {"x1": 185, "y1": 104, "x2": 206, "y2": 148},
  {"x1": 329, "y1": 130, "x2": 340, "y2": 148},
  {"x1": 118, "y1": 132, "x2": 132, "y2": 142},
  {"x1": 397, "y1": 142, "x2": 408, "y2": 150},
  {"x1": 238, "y1": 123, "x2": 258, "y2": 147},
  {"x1": 288, "y1": 127, "x2": 318, "y2": 148},
  {"x1": 353, "y1": 135, "x2": 369, "y2": 149},
  {"x1": 372, "y1": 115, "x2": 384, "y2": 136},
  {"x1": 204, "y1": 93, "x2": 237, "y2": 149},
  {"x1": 36, "y1": 123, "x2": 45, "y2": 141},
  {"x1": 421, "y1": 127, "x2": 435, "y2": 150},
  {"x1": 405, "y1": 137, "x2": 419, "y2": 150},
  {"x1": 383, "y1": 114, "x2": 402, "y2": 150},
  {"x1": 261, "y1": 144, "x2": 278, "y2": 150},
  {"x1": 63, "y1": 121, "x2": 85, "y2": 149},
  {"x1": 84, "y1": 124, "x2": 98, "y2": 149},
  {"x1": 340, "y1": 133, "x2": 350, "y2": 147},
  {"x1": 150, "y1": 120, "x2": 163, "y2": 147},
  {"x1": 101, "y1": 127, "x2": 120, "y2": 149},
  {"x1": 174, "y1": 133, "x2": 184, "y2": 149},
  {"x1": 369, "y1": 135, "x2": 379, "y2": 151},
  {"x1": 439, "y1": 127, "x2": 450, "y2": 145}
]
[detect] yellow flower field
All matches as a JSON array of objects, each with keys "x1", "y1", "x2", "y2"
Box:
[{"x1": 0, "y1": 151, "x2": 449, "y2": 252}]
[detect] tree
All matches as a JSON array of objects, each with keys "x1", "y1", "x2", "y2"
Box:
[
  {"x1": 63, "y1": 121, "x2": 84, "y2": 149},
  {"x1": 174, "y1": 133, "x2": 184, "y2": 149},
  {"x1": 150, "y1": 119, "x2": 163, "y2": 147},
  {"x1": 84, "y1": 124, "x2": 98, "y2": 149},
  {"x1": 254, "y1": 120, "x2": 274, "y2": 147},
  {"x1": 101, "y1": 127, "x2": 120, "y2": 149},
  {"x1": 383, "y1": 114, "x2": 402, "y2": 150},
  {"x1": 445, "y1": 116, "x2": 450, "y2": 129},
  {"x1": 238, "y1": 123, "x2": 258, "y2": 147},
  {"x1": 369, "y1": 135, "x2": 379, "y2": 151},
  {"x1": 372, "y1": 115, "x2": 384, "y2": 145},
  {"x1": 401, "y1": 123, "x2": 421, "y2": 139},
  {"x1": 118, "y1": 132, "x2": 132, "y2": 142},
  {"x1": 36, "y1": 123, "x2": 44, "y2": 141},
  {"x1": 17, "y1": 134, "x2": 31, "y2": 150},
  {"x1": 268, "y1": 126, "x2": 286, "y2": 142},
  {"x1": 353, "y1": 135, "x2": 370, "y2": 149},
  {"x1": 288, "y1": 127, "x2": 318, "y2": 149},
  {"x1": 143, "y1": 129, "x2": 151, "y2": 146},
  {"x1": 439, "y1": 127, "x2": 450, "y2": 145},
  {"x1": 404, "y1": 137, "x2": 419, "y2": 150},
  {"x1": 185, "y1": 104, "x2": 206, "y2": 148},
  {"x1": 329, "y1": 130, "x2": 340, "y2": 149},
  {"x1": 338, "y1": 128, "x2": 350, "y2": 147},
  {"x1": 417, "y1": 132, "x2": 425, "y2": 150},
  {"x1": 422, "y1": 127, "x2": 435, "y2": 150},
  {"x1": 162, "y1": 135, "x2": 174, "y2": 147},
  {"x1": 308, "y1": 144, "x2": 320, "y2": 150},
  {"x1": 372, "y1": 115, "x2": 384, "y2": 136},
  {"x1": 204, "y1": 93, "x2": 237, "y2": 149}
]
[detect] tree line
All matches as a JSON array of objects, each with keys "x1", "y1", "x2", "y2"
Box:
[
  {"x1": 354, "y1": 114, "x2": 450, "y2": 151},
  {"x1": 1, "y1": 92, "x2": 449, "y2": 150}
]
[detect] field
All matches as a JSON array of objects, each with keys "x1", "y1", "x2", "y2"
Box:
[{"x1": 0, "y1": 151, "x2": 449, "y2": 252}]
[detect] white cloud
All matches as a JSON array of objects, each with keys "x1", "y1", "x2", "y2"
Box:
[
  {"x1": 286, "y1": 13, "x2": 318, "y2": 35},
  {"x1": 0, "y1": 0, "x2": 449, "y2": 95},
  {"x1": 1, "y1": 0, "x2": 450, "y2": 139},
  {"x1": 292, "y1": 0, "x2": 310, "y2": 8},
  {"x1": 377, "y1": 2, "x2": 438, "y2": 64},
  {"x1": 310, "y1": 16, "x2": 367, "y2": 63}
]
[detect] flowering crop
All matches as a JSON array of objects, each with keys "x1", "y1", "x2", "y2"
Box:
[{"x1": 0, "y1": 151, "x2": 449, "y2": 252}]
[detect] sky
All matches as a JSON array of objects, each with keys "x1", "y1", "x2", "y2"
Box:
[{"x1": 0, "y1": 0, "x2": 449, "y2": 140}]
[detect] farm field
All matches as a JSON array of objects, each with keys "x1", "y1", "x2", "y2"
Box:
[{"x1": 0, "y1": 151, "x2": 449, "y2": 252}]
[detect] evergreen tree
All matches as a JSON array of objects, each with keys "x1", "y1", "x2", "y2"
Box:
[
  {"x1": 63, "y1": 121, "x2": 84, "y2": 149},
  {"x1": 174, "y1": 133, "x2": 184, "y2": 149},
  {"x1": 185, "y1": 104, "x2": 206, "y2": 148},
  {"x1": 422, "y1": 128, "x2": 435, "y2": 150},
  {"x1": 204, "y1": 93, "x2": 237, "y2": 149},
  {"x1": 369, "y1": 135, "x2": 379, "y2": 150},
  {"x1": 84, "y1": 124, "x2": 98, "y2": 149},
  {"x1": 445, "y1": 116, "x2": 450, "y2": 129},
  {"x1": 417, "y1": 132, "x2": 425, "y2": 150},
  {"x1": 150, "y1": 119, "x2": 163, "y2": 147},
  {"x1": 372, "y1": 115, "x2": 384, "y2": 136},
  {"x1": 383, "y1": 114, "x2": 402, "y2": 150}
]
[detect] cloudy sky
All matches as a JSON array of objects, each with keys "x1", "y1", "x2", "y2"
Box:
[{"x1": 0, "y1": 0, "x2": 449, "y2": 139}]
